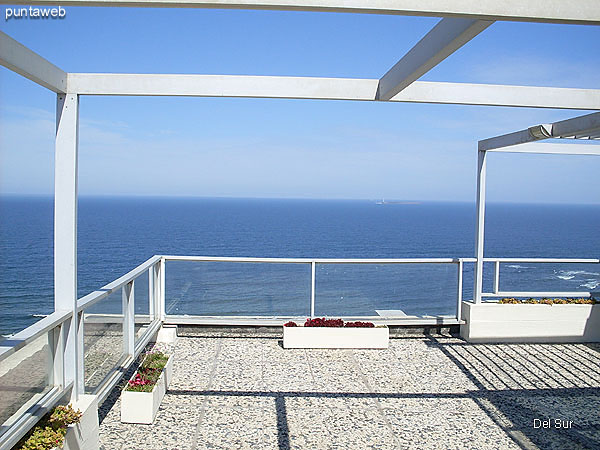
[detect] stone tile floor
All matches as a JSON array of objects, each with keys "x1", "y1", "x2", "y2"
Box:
[{"x1": 98, "y1": 336, "x2": 600, "y2": 449}]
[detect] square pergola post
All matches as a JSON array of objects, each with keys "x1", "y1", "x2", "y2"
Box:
[{"x1": 55, "y1": 93, "x2": 82, "y2": 399}]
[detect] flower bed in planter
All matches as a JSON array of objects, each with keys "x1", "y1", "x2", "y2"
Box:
[
  {"x1": 283, "y1": 318, "x2": 389, "y2": 349},
  {"x1": 121, "y1": 351, "x2": 173, "y2": 424},
  {"x1": 461, "y1": 298, "x2": 600, "y2": 343}
]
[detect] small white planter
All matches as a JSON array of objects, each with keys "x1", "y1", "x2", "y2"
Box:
[
  {"x1": 60, "y1": 394, "x2": 99, "y2": 450},
  {"x1": 121, "y1": 355, "x2": 173, "y2": 424},
  {"x1": 283, "y1": 326, "x2": 389, "y2": 349},
  {"x1": 461, "y1": 301, "x2": 600, "y2": 343}
]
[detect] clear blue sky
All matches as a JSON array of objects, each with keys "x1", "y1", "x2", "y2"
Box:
[{"x1": 1, "y1": 7, "x2": 599, "y2": 203}]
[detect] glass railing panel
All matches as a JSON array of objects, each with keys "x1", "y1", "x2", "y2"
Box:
[
  {"x1": 0, "y1": 333, "x2": 52, "y2": 435},
  {"x1": 134, "y1": 269, "x2": 153, "y2": 343},
  {"x1": 494, "y1": 262, "x2": 599, "y2": 295},
  {"x1": 83, "y1": 289, "x2": 124, "y2": 393},
  {"x1": 315, "y1": 263, "x2": 458, "y2": 317},
  {"x1": 165, "y1": 261, "x2": 311, "y2": 316}
]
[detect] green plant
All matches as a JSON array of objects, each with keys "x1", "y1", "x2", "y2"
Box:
[
  {"x1": 16, "y1": 404, "x2": 81, "y2": 450},
  {"x1": 125, "y1": 350, "x2": 169, "y2": 392}
]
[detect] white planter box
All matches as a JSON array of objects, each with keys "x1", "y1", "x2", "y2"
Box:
[
  {"x1": 61, "y1": 394, "x2": 99, "y2": 450},
  {"x1": 283, "y1": 326, "x2": 389, "y2": 349},
  {"x1": 461, "y1": 301, "x2": 600, "y2": 343},
  {"x1": 121, "y1": 356, "x2": 173, "y2": 424}
]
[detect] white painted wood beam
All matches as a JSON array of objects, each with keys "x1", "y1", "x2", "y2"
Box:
[
  {"x1": 480, "y1": 112, "x2": 600, "y2": 151},
  {"x1": 395, "y1": 82, "x2": 600, "y2": 110},
  {"x1": 55, "y1": 93, "x2": 80, "y2": 399},
  {"x1": 67, "y1": 73, "x2": 600, "y2": 110},
  {"x1": 1, "y1": 0, "x2": 599, "y2": 25},
  {"x1": 473, "y1": 150, "x2": 486, "y2": 304},
  {"x1": 486, "y1": 142, "x2": 600, "y2": 156},
  {"x1": 0, "y1": 31, "x2": 67, "y2": 93},
  {"x1": 377, "y1": 18, "x2": 493, "y2": 101},
  {"x1": 552, "y1": 111, "x2": 600, "y2": 139}
]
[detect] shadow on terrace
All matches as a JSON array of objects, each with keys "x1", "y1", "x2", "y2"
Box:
[{"x1": 97, "y1": 332, "x2": 600, "y2": 450}]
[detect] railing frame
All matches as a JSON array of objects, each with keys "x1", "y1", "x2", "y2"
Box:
[
  {"x1": 2, "y1": 254, "x2": 598, "y2": 448},
  {"x1": 480, "y1": 257, "x2": 600, "y2": 299}
]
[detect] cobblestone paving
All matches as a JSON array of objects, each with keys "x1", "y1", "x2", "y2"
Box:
[{"x1": 98, "y1": 336, "x2": 600, "y2": 450}]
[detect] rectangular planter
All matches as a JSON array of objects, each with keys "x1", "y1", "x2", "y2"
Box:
[
  {"x1": 283, "y1": 326, "x2": 389, "y2": 349},
  {"x1": 121, "y1": 355, "x2": 173, "y2": 424},
  {"x1": 61, "y1": 394, "x2": 99, "y2": 450},
  {"x1": 460, "y1": 301, "x2": 600, "y2": 343}
]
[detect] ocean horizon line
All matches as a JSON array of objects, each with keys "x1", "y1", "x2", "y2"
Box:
[{"x1": 0, "y1": 194, "x2": 599, "y2": 207}]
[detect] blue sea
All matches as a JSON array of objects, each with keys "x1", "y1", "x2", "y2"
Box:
[{"x1": 1, "y1": 196, "x2": 599, "y2": 335}]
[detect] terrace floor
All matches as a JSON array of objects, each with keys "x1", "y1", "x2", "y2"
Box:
[{"x1": 98, "y1": 332, "x2": 600, "y2": 449}]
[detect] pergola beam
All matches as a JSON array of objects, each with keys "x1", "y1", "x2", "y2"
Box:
[
  {"x1": 67, "y1": 74, "x2": 600, "y2": 110},
  {"x1": 0, "y1": 31, "x2": 67, "y2": 93},
  {"x1": 480, "y1": 112, "x2": 600, "y2": 151},
  {"x1": 1, "y1": 0, "x2": 599, "y2": 25},
  {"x1": 486, "y1": 142, "x2": 600, "y2": 156},
  {"x1": 377, "y1": 18, "x2": 493, "y2": 101},
  {"x1": 552, "y1": 111, "x2": 600, "y2": 138}
]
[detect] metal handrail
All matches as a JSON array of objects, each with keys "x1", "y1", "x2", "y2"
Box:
[
  {"x1": 483, "y1": 257, "x2": 599, "y2": 263},
  {"x1": 77, "y1": 254, "x2": 161, "y2": 312},
  {"x1": 163, "y1": 255, "x2": 469, "y2": 264},
  {"x1": 0, "y1": 309, "x2": 71, "y2": 363},
  {"x1": 480, "y1": 257, "x2": 599, "y2": 299}
]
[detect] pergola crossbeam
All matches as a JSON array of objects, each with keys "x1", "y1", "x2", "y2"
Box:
[
  {"x1": 479, "y1": 112, "x2": 600, "y2": 151},
  {"x1": 0, "y1": 31, "x2": 67, "y2": 93},
  {"x1": 486, "y1": 142, "x2": 600, "y2": 156},
  {"x1": 67, "y1": 73, "x2": 600, "y2": 110},
  {"x1": 377, "y1": 18, "x2": 493, "y2": 101},
  {"x1": 1, "y1": 0, "x2": 599, "y2": 25}
]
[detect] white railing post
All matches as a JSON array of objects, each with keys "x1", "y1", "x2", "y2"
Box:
[
  {"x1": 493, "y1": 260, "x2": 500, "y2": 294},
  {"x1": 47, "y1": 327, "x2": 62, "y2": 388},
  {"x1": 160, "y1": 258, "x2": 166, "y2": 321},
  {"x1": 76, "y1": 312, "x2": 85, "y2": 395},
  {"x1": 310, "y1": 261, "x2": 316, "y2": 318},
  {"x1": 474, "y1": 148, "x2": 487, "y2": 304},
  {"x1": 122, "y1": 280, "x2": 135, "y2": 356},
  {"x1": 54, "y1": 92, "x2": 80, "y2": 401},
  {"x1": 456, "y1": 260, "x2": 463, "y2": 320},
  {"x1": 148, "y1": 266, "x2": 155, "y2": 321}
]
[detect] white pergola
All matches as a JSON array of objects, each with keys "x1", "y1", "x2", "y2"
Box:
[
  {"x1": 473, "y1": 112, "x2": 600, "y2": 304},
  {"x1": 1, "y1": 0, "x2": 600, "y2": 402}
]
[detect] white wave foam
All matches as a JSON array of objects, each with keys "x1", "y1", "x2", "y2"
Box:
[
  {"x1": 560, "y1": 270, "x2": 600, "y2": 277},
  {"x1": 557, "y1": 275, "x2": 575, "y2": 280},
  {"x1": 580, "y1": 281, "x2": 600, "y2": 290},
  {"x1": 507, "y1": 265, "x2": 530, "y2": 269}
]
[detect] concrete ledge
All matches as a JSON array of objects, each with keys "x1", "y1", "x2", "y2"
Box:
[{"x1": 460, "y1": 301, "x2": 600, "y2": 343}]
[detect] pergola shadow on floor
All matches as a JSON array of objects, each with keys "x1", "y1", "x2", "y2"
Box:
[{"x1": 98, "y1": 335, "x2": 600, "y2": 449}]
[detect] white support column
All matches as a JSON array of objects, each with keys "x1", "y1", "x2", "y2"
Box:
[
  {"x1": 473, "y1": 150, "x2": 487, "y2": 304},
  {"x1": 122, "y1": 281, "x2": 135, "y2": 356},
  {"x1": 55, "y1": 93, "x2": 80, "y2": 400}
]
